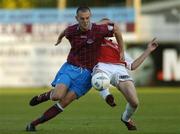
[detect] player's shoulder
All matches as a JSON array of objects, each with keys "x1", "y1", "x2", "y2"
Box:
[
  {"x1": 93, "y1": 23, "x2": 107, "y2": 28},
  {"x1": 66, "y1": 24, "x2": 79, "y2": 31},
  {"x1": 65, "y1": 24, "x2": 79, "y2": 38},
  {"x1": 92, "y1": 23, "x2": 109, "y2": 33}
]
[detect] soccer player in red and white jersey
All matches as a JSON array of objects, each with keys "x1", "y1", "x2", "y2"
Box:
[
  {"x1": 92, "y1": 36, "x2": 158, "y2": 130},
  {"x1": 26, "y1": 6, "x2": 124, "y2": 132}
]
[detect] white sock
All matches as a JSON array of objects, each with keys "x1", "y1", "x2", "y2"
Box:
[
  {"x1": 99, "y1": 88, "x2": 111, "y2": 99},
  {"x1": 122, "y1": 103, "x2": 136, "y2": 122},
  {"x1": 56, "y1": 102, "x2": 64, "y2": 111}
]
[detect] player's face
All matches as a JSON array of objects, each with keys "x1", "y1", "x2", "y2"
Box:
[{"x1": 76, "y1": 10, "x2": 91, "y2": 31}]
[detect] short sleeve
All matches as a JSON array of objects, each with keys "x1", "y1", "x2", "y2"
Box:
[{"x1": 99, "y1": 24, "x2": 114, "y2": 37}]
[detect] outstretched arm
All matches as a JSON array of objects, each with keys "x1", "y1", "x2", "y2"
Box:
[
  {"x1": 54, "y1": 29, "x2": 66, "y2": 46},
  {"x1": 131, "y1": 38, "x2": 158, "y2": 70}
]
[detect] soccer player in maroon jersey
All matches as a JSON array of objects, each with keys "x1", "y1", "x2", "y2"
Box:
[{"x1": 26, "y1": 6, "x2": 124, "y2": 131}]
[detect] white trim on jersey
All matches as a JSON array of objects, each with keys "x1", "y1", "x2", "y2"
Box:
[{"x1": 107, "y1": 25, "x2": 113, "y2": 31}]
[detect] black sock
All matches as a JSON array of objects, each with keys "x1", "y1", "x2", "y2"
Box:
[{"x1": 31, "y1": 104, "x2": 63, "y2": 126}]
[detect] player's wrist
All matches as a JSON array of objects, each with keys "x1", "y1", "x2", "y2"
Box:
[{"x1": 145, "y1": 48, "x2": 152, "y2": 55}]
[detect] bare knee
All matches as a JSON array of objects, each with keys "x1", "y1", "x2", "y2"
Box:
[
  {"x1": 51, "y1": 93, "x2": 63, "y2": 101},
  {"x1": 130, "y1": 100, "x2": 139, "y2": 109},
  {"x1": 51, "y1": 84, "x2": 67, "y2": 101}
]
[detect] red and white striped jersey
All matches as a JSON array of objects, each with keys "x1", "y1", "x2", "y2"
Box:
[{"x1": 98, "y1": 38, "x2": 124, "y2": 64}]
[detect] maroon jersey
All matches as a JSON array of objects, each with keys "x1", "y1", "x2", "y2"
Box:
[{"x1": 65, "y1": 23, "x2": 113, "y2": 70}]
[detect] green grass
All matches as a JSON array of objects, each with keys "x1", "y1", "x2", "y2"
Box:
[{"x1": 0, "y1": 87, "x2": 180, "y2": 134}]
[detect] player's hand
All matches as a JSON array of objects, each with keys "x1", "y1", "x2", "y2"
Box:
[
  {"x1": 54, "y1": 39, "x2": 61, "y2": 46},
  {"x1": 120, "y1": 52, "x2": 125, "y2": 61},
  {"x1": 148, "y1": 38, "x2": 158, "y2": 52},
  {"x1": 54, "y1": 42, "x2": 59, "y2": 46}
]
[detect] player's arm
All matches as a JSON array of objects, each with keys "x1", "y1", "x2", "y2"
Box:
[
  {"x1": 54, "y1": 29, "x2": 66, "y2": 46},
  {"x1": 131, "y1": 38, "x2": 158, "y2": 70},
  {"x1": 113, "y1": 23, "x2": 125, "y2": 61},
  {"x1": 97, "y1": 19, "x2": 125, "y2": 61}
]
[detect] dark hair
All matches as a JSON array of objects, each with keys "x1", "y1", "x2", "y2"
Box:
[
  {"x1": 76, "y1": 6, "x2": 91, "y2": 14},
  {"x1": 100, "y1": 18, "x2": 110, "y2": 21}
]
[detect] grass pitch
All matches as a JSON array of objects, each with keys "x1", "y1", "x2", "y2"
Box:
[{"x1": 0, "y1": 87, "x2": 180, "y2": 134}]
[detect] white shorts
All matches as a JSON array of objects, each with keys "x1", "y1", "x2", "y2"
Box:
[{"x1": 93, "y1": 62, "x2": 133, "y2": 87}]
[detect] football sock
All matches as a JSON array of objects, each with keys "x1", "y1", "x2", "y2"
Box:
[
  {"x1": 99, "y1": 88, "x2": 111, "y2": 99},
  {"x1": 31, "y1": 103, "x2": 63, "y2": 126},
  {"x1": 122, "y1": 103, "x2": 136, "y2": 122}
]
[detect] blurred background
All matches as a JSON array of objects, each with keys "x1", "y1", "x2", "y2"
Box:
[{"x1": 0, "y1": 0, "x2": 180, "y2": 87}]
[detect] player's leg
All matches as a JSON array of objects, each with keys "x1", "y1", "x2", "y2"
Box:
[
  {"x1": 99, "y1": 88, "x2": 110, "y2": 99},
  {"x1": 29, "y1": 63, "x2": 70, "y2": 106},
  {"x1": 26, "y1": 90, "x2": 77, "y2": 131},
  {"x1": 110, "y1": 65, "x2": 138, "y2": 130},
  {"x1": 26, "y1": 64, "x2": 92, "y2": 131},
  {"x1": 117, "y1": 81, "x2": 138, "y2": 130},
  {"x1": 27, "y1": 65, "x2": 93, "y2": 129},
  {"x1": 99, "y1": 88, "x2": 116, "y2": 107},
  {"x1": 92, "y1": 63, "x2": 116, "y2": 107},
  {"x1": 29, "y1": 83, "x2": 68, "y2": 106}
]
